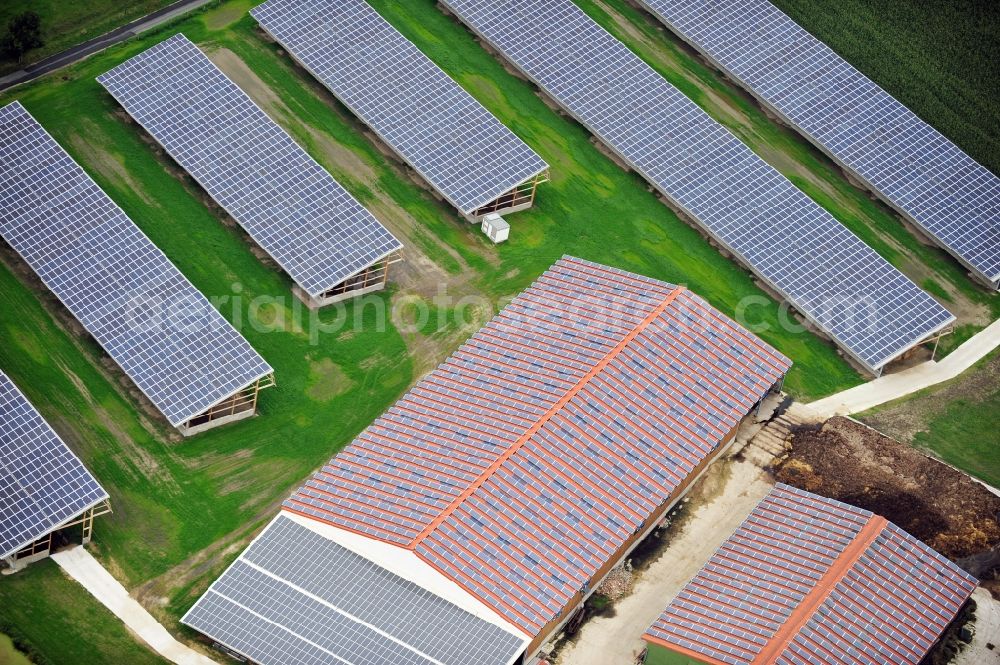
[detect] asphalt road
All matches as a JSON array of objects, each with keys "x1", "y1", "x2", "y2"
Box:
[{"x1": 0, "y1": 0, "x2": 215, "y2": 92}]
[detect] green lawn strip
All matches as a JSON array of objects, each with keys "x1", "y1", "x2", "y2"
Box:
[
  {"x1": 768, "y1": 0, "x2": 1000, "y2": 179},
  {"x1": 911, "y1": 395, "x2": 1000, "y2": 489},
  {"x1": 858, "y1": 349, "x2": 1000, "y2": 488},
  {"x1": 0, "y1": 0, "x2": 177, "y2": 77},
  {"x1": 0, "y1": 560, "x2": 169, "y2": 665},
  {"x1": 576, "y1": 0, "x2": 1000, "y2": 329}
]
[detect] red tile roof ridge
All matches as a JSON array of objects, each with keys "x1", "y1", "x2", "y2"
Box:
[
  {"x1": 407, "y1": 284, "x2": 687, "y2": 551},
  {"x1": 751, "y1": 513, "x2": 889, "y2": 664}
]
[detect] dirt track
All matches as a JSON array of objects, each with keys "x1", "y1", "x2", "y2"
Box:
[{"x1": 555, "y1": 459, "x2": 773, "y2": 665}]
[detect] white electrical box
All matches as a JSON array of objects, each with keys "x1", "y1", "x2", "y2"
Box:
[{"x1": 481, "y1": 213, "x2": 510, "y2": 244}]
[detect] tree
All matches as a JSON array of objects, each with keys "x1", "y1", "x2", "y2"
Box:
[{"x1": 1, "y1": 11, "x2": 43, "y2": 64}]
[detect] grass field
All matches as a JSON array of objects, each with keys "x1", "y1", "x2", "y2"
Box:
[
  {"x1": 860, "y1": 349, "x2": 1000, "y2": 489},
  {"x1": 768, "y1": 0, "x2": 1000, "y2": 180},
  {"x1": 0, "y1": 560, "x2": 167, "y2": 665},
  {"x1": 0, "y1": 0, "x2": 995, "y2": 662},
  {"x1": 0, "y1": 634, "x2": 32, "y2": 665},
  {"x1": 0, "y1": 1, "x2": 176, "y2": 77}
]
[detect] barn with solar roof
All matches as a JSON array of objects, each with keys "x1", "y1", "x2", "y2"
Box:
[
  {"x1": 642, "y1": 484, "x2": 978, "y2": 665},
  {"x1": 181, "y1": 256, "x2": 792, "y2": 665}
]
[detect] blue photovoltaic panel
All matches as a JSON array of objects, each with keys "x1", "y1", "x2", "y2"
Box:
[
  {"x1": 250, "y1": 0, "x2": 549, "y2": 215},
  {"x1": 0, "y1": 101, "x2": 272, "y2": 426},
  {"x1": 182, "y1": 514, "x2": 526, "y2": 665},
  {"x1": 639, "y1": 0, "x2": 1000, "y2": 290},
  {"x1": 442, "y1": 0, "x2": 955, "y2": 373},
  {"x1": 97, "y1": 34, "x2": 402, "y2": 298},
  {"x1": 0, "y1": 371, "x2": 109, "y2": 559}
]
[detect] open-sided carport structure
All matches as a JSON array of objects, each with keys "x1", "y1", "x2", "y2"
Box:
[
  {"x1": 98, "y1": 34, "x2": 404, "y2": 309},
  {"x1": 0, "y1": 102, "x2": 274, "y2": 435},
  {"x1": 638, "y1": 0, "x2": 1000, "y2": 291},
  {"x1": 440, "y1": 0, "x2": 957, "y2": 377},
  {"x1": 1, "y1": 371, "x2": 110, "y2": 572},
  {"x1": 251, "y1": 0, "x2": 550, "y2": 222}
]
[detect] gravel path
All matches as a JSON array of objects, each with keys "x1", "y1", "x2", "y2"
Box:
[
  {"x1": 956, "y1": 588, "x2": 1000, "y2": 665},
  {"x1": 51, "y1": 546, "x2": 218, "y2": 665},
  {"x1": 808, "y1": 316, "x2": 1000, "y2": 417},
  {"x1": 555, "y1": 459, "x2": 773, "y2": 665}
]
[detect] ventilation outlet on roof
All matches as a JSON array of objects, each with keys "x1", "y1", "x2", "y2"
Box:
[{"x1": 481, "y1": 213, "x2": 510, "y2": 244}]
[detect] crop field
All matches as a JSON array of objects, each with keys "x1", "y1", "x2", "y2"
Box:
[
  {"x1": 0, "y1": 0, "x2": 995, "y2": 662},
  {"x1": 768, "y1": 0, "x2": 1000, "y2": 179}
]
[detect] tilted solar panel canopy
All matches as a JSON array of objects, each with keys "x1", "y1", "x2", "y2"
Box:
[
  {"x1": 250, "y1": 0, "x2": 549, "y2": 215},
  {"x1": 644, "y1": 484, "x2": 978, "y2": 665},
  {"x1": 182, "y1": 513, "x2": 528, "y2": 665},
  {"x1": 0, "y1": 371, "x2": 109, "y2": 559},
  {"x1": 0, "y1": 101, "x2": 273, "y2": 427},
  {"x1": 639, "y1": 0, "x2": 1000, "y2": 290},
  {"x1": 97, "y1": 33, "x2": 402, "y2": 299},
  {"x1": 440, "y1": 0, "x2": 956, "y2": 374},
  {"x1": 276, "y1": 256, "x2": 791, "y2": 635}
]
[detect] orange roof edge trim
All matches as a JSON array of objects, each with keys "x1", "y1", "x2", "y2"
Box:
[
  {"x1": 408, "y1": 286, "x2": 687, "y2": 549},
  {"x1": 751, "y1": 514, "x2": 889, "y2": 664},
  {"x1": 643, "y1": 634, "x2": 731, "y2": 665}
]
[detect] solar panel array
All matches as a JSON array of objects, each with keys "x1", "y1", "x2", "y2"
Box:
[
  {"x1": 282, "y1": 256, "x2": 791, "y2": 633},
  {"x1": 250, "y1": 0, "x2": 549, "y2": 215},
  {"x1": 441, "y1": 0, "x2": 955, "y2": 374},
  {"x1": 183, "y1": 514, "x2": 526, "y2": 665},
  {"x1": 645, "y1": 484, "x2": 978, "y2": 665},
  {"x1": 97, "y1": 34, "x2": 402, "y2": 298},
  {"x1": 639, "y1": 0, "x2": 1000, "y2": 289},
  {"x1": 0, "y1": 371, "x2": 109, "y2": 559},
  {"x1": 0, "y1": 101, "x2": 272, "y2": 427}
]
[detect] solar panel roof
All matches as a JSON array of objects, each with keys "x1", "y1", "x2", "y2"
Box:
[
  {"x1": 0, "y1": 101, "x2": 272, "y2": 427},
  {"x1": 441, "y1": 0, "x2": 956, "y2": 374},
  {"x1": 97, "y1": 34, "x2": 402, "y2": 298},
  {"x1": 644, "y1": 484, "x2": 978, "y2": 665},
  {"x1": 182, "y1": 513, "x2": 526, "y2": 665},
  {"x1": 281, "y1": 256, "x2": 791, "y2": 634},
  {"x1": 0, "y1": 371, "x2": 109, "y2": 559},
  {"x1": 250, "y1": 0, "x2": 549, "y2": 215},
  {"x1": 639, "y1": 0, "x2": 1000, "y2": 290}
]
